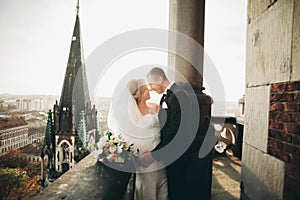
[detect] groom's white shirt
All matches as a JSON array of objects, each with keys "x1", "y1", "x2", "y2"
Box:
[{"x1": 161, "y1": 82, "x2": 174, "y2": 109}]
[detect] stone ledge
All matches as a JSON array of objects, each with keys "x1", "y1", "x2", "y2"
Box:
[{"x1": 33, "y1": 154, "x2": 100, "y2": 200}]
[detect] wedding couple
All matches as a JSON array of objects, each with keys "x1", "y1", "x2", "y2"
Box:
[{"x1": 107, "y1": 67, "x2": 191, "y2": 200}]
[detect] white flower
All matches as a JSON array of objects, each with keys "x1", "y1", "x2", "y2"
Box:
[
  {"x1": 109, "y1": 145, "x2": 117, "y2": 153},
  {"x1": 117, "y1": 145, "x2": 123, "y2": 153},
  {"x1": 99, "y1": 136, "x2": 107, "y2": 146},
  {"x1": 96, "y1": 148, "x2": 103, "y2": 155}
]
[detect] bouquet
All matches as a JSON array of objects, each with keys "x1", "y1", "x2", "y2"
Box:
[{"x1": 93, "y1": 130, "x2": 136, "y2": 163}]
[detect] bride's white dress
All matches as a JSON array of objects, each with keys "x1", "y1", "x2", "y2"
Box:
[
  {"x1": 133, "y1": 114, "x2": 168, "y2": 200},
  {"x1": 107, "y1": 89, "x2": 168, "y2": 200}
]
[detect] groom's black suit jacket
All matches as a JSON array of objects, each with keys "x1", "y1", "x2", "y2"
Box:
[
  {"x1": 153, "y1": 83, "x2": 186, "y2": 154},
  {"x1": 152, "y1": 83, "x2": 191, "y2": 200}
]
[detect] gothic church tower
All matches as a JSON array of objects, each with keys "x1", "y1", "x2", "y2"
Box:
[{"x1": 45, "y1": 1, "x2": 98, "y2": 173}]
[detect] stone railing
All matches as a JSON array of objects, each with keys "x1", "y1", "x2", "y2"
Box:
[{"x1": 211, "y1": 116, "x2": 244, "y2": 159}]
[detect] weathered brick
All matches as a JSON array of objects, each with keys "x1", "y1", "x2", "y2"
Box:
[
  {"x1": 268, "y1": 138, "x2": 283, "y2": 150},
  {"x1": 290, "y1": 155, "x2": 300, "y2": 167},
  {"x1": 268, "y1": 147, "x2": 291, "y2": 162},
  {"x1": 283, "y1": 103, "x2": 300, "y2": 112},
  {"x1": 282, "y1": 113, "x2": 292, "y2": 122},
  {"x1": 283, "y1": 143, "x2": 300, "y2": 156},
  {"x1": 269, "y1": 129, "x2": 292, "y2": 142},
  {"x1": 292, "y1": 114, "x2": 300, "y2": 124},
  {"x1": 283, "y1": 153, "x2": 291, "y2": 163},
  {"x1": 270, "y1": 93, "x2": 294, "y2": 102},
  {"x1": 284, "y1": 124, "x2": 300, "y2": 134},
  {"x1": 271, "y1": 83, "x2": 287, "y2": 93},
  {"x1": 270, "y1": 102, "x2": 283, "y2": 111},
  {"x1": 272, "y1": 111, "x2": 281, "y2": 122},
  {"x1": 269, "y1": 130, "x2": 292, "y2": 143},
  {"x1": 285, "y1": 164, "x2": 300, "y2": 180},
  {"x1": 269, "y1": 110, "x2": 275, "y2": 120},
  {"x1": 281, "y1": 133, "x2": 293, "y2": 143},
  {"x1": 269, "y1": 129, "x2": 280, "y2": 139},
  {"x1": 268, "y1": 147, "x2": 279, "y2": 158},
  {"x1": 269, "y1": 121, "x2": 283, "y2": 131},
  {"x1": 292, "y1": 135, "x2": 300, "y2": 146},
  {"x1": 294, "y1": 92, "x2": 300, "y2": 102},
  {"x1": 287, "y1": 81, "x2": 300, "y2": 91}
]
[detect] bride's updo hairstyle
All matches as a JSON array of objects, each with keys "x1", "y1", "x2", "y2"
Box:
[{"x1": 127, "y1": 79, "x2": 148, "y2": 103}]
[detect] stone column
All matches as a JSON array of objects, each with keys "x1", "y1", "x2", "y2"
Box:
[
  {"x1": 170, "y1": 0, "x2": 205, "y2": 89},
  {"x1": 168, "y1": 0, "x2": 212, "y2": 199}
]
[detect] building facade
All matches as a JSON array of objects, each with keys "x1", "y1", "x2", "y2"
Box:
[{"x1": 0, "y1": 118, "x2": 29, "y2": 155}]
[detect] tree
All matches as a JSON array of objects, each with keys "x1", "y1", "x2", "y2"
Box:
[
  {"x1": 0, "y1": 99, "x2": 4, "y2": 111},
  {"x1": 0, "y1": 168, "x2": 29, "y2": 200}
]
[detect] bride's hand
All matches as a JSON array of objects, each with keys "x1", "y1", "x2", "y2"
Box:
[{"x1": 140, "y1": 151, "x2": 154, "y2": 167}]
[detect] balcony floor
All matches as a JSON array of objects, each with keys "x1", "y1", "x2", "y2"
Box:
[{"x1": 212, "y1": 152, "x2": 241, "y2": 200}]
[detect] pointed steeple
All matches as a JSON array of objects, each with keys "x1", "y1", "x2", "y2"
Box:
[
  {"x1": 58, "y1": 1, "x2": 91, "y2": 134},
  {"x1": 51, "y1": 2, "x2": 98, "y2": 174}
]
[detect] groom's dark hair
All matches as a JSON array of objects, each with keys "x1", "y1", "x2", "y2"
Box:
[{"x1": 147, "y1": 67, "x2": 167, "y2": 80}]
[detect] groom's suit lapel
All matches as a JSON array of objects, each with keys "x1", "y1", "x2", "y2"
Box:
[
  {"x1": 165, "y1": 83, "x2": 177, "y2": 104},
  {"x1": 158, "y1": 83, "x2": 177, "y2": 131}
]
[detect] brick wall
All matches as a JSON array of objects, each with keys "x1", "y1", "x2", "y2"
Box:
[{"x1": 268, "y1": 81, "x2": 300, "y2": 199}]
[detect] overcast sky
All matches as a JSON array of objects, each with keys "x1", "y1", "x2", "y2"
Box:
[{"x1": 0, "y1": 0, "x2": 247, "y2": 102}]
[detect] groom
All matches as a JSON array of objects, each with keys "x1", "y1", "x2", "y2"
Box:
[{"x1": 142, "y1": 67, "x2": 191, "y2": 200}]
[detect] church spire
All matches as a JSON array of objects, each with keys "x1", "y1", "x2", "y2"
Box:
[
  {"x1": 76, "y1": 0, "x2": 80, "y2": 14},
  {"x1": 58, "y1": 0, "x2": 91, "y2": 134}
]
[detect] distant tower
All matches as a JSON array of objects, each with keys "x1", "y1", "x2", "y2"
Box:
[{"x1": 48, "y1": 1, "x2": 98, "y2": 173}]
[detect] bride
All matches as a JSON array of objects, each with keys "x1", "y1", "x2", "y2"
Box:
[{"x1": 107, "y1": 79, "x2": 168, "y2": 200}]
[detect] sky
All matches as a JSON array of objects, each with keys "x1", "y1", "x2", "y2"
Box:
[{"x1": 0, "y1": 0, "x2": 247, "y2": 102}]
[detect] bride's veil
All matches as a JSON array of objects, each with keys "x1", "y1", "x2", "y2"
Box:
[
  {"x1": 107, "y1": 82, "x2": 155, "y2": 140},
  {"x1": 107, "y1": 86, "x2": 141, "y2": 135}
]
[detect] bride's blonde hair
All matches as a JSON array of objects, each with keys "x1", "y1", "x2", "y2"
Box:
[{"x1": 127, "y1": 79, "x2": 148, "y2": 103}]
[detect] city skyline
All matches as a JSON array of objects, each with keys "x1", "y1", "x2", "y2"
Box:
[{"x1": 0, "y1": 0, "x2": 247, "y2": 102}]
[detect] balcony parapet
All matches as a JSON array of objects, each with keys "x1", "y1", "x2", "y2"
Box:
[
  {"x1": 211, "y1": 116, "x2": 244, "y2": 159},
  {"x1": 33, "y1": 154, "x2": 100, "y2": 200}
]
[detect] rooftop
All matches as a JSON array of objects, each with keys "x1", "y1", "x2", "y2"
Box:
[{"x1": 0, "y1": 117, "x2": 28, "y2": 130}]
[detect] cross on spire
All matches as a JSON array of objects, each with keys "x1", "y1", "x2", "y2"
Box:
[{"x1": 76, "y1": 0, "x2": 80, "y2": 14}]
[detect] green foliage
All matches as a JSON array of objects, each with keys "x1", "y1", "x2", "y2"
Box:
[
  {"x1": 0, "y1": 154, "x2": 29, "y2": 169},
  {"x1": 0, "y1": 154, "x2": 29, "y2": 168},
  {"x1": 0, "y1": 168, "x2": 29, "y2": 200}
]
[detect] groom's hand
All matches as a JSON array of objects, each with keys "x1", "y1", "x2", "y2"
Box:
[{"x1": 140, "y1": 151, "x2": 154, "y2": 168}]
